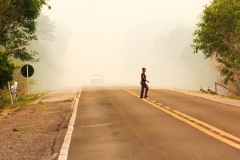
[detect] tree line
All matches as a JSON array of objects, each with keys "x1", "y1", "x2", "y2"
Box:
[
  {"x1": 0, "y1": 0, "x2": 50, "y2": 93},
  {"x1": 192, "y1": 0, "x2": 240, "y2": 94},
  {"x1": 1, "y1": 0, "x2": 239, "y2": 95}
]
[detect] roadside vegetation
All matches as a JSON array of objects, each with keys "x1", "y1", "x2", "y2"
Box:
[
  {"x1": 189, "y1": 89, "x2": 240, "y2": 100},
  {"x1": 0, "y1": 0, "x2": 51, "y2": 98},
  {"x1": 221, "y1": 95, "x2": 240, "y2": 100},
  {"x1": 0, "y1": 93, "x2": 39, "y2": 111},
  {"x1": 192, "y1": 0, "x2": 240, "y2": 95}
]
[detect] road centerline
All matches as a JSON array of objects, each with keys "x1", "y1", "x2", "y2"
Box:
[{"x1": 123, "y1": 89, "x2": 240, "y2": 150}]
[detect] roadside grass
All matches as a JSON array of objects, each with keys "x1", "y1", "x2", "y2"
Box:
[
  {"x1": 188, "y1": 90, "x2": 240, "y2": 100},
  {"x1": 0, "y1": 93, "x2": 40, "y2": 112},
  {"x1": 221, "y1": 95, "x2": 240, "y2": 100},
  {"x1": 188, "y1": 90, "x2": 209, "y2": 94}
]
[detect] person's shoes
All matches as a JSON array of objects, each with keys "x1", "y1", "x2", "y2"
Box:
[
  {"x1": 140, "y1": 96, "x2": 143, "y2": 98},
  {"x1": 144, "y1": 96, "x2": 148, "y2": 98}
]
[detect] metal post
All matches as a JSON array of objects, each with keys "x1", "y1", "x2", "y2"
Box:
[
  {"x1": 215, "y1": 82, "x2": 239, "y2": 96},
  {"x1": 27, "y1": 64, "x2": 29, "y2": 94},
  {"x1": 8, "y1": 81, "x2": 13, "y2": 104}
]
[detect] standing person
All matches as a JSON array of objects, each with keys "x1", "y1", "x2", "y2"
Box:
[{"x1": 140, "y1": 68, "x2": 149, "y2": 98}]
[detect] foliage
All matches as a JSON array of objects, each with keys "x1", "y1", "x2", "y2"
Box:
[
  {"x1": 36, "y1": 14, "x2": 55, "y2": 41},
  {"x1": 30, "y1": 16, "x2": 72, "y2": 91},
  {"x1": 192, "y1": 0, "x2": 240, "y2": 93},
  {"x1": 0, "y1": 0, "x2": 50, "y2": 94},
  {"x1": 11, "y1": 63, "x2": 36, "y2": 94},
  {"x1": 3, "y1": 14, "x2": 56, "y2": 94},
  {"x1": 0, "y1": 0, "x2": 50, "y2": 61},
  {"x1": 0, "y1": 52, "x2": 14, "y2": 89},
  {"x1": 0, "y1": 93, "x2": 39, "y2": 110}
]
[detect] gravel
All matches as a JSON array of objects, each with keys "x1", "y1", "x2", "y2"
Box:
[{"x1": 0, "y1": 100, "x2": 72, "y2": 160}]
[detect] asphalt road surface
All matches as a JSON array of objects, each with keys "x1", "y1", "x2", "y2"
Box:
[{"x1": 65, "y1": 87, "x2": 240, "y2": 160}]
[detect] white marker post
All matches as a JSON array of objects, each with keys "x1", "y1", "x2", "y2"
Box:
[
  {"x1": 8, "y1": 81, "x2": 13, "y2": 104},
  {"x1": 13, "y1": 81, "x2": 18, "y2": 101}
]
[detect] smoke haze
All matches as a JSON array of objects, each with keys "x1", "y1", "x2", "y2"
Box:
[{"x1": 32, "y1": 0, "x2": 218, "y2": 91}]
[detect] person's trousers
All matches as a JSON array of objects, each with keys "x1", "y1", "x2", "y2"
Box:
[{"x1": 140, "y1": 81, "x2": 148, "y2": 98}]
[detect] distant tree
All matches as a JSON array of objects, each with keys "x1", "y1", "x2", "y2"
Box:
[
  {"x1": 0, "y1": 0, "x2": 50, "y2": 61},
  {"x1": 192, "y1": 0, "x2": 240, "y2": 93},
  {"x1": 36, "y1": 14, "x2": 55, "y2": 41},
  {"x1": 16, "y1": 14, "x2": 57, "y2": 92},
  {"x1": 0, "y1": 52, "x2": 14, "y2": 90},
  {"x1": 29, "y1": 17, "x2": 72, "y2": 91}
]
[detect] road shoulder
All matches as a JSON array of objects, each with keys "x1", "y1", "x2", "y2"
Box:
[
  {"x1": 167, "y1": 89, "x2": 240, "y2": 107},
  {"x1": 0, "y1": 89, "x2": 78, "y2": 160}
]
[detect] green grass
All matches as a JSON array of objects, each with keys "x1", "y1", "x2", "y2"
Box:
[
  {"x1": 0, "y1": 93, "x2": 40, "y2": 111},
  {"x1": 221, "y1": 95, "x2": 240, "y2": 100},
  {"x1": 0, "y1": 97, "x2": 11, "y2": 109}
]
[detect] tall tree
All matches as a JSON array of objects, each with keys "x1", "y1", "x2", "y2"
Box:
[
  {"x1": 0, "y1": 0, "x2": 50, "y2": 61},
  {"x1": 0, "y1": 52, "x2": 14, "y2": 90},
  {"x1": 192, "y1": 0, "x2": 240, "y2": 93},
  {"x1": 0, "y1": 0, "x2": 50, "y2": 91}
]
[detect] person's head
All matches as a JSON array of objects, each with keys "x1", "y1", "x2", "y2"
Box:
[{"x1": 142, "y1": 67, "x2": 146, "y2": 73}]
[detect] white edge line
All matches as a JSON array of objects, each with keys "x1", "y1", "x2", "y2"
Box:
[{"x1": 58, "y1": 88, "x2": 82, "y2": 160}]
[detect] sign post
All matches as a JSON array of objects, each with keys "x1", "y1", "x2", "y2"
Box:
[
  {"x1": 21, "y1": 64, "x2": 34, "y2": 94},
  {"x1": 27, "y1": 64, "x2": 29, "y2": 94}
]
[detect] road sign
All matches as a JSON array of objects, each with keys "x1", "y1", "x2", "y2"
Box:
[
  {"x1": 21, "y1": 64, "x2": 34, "y2": 94},
  {"x1": 21, "y1": 64, "x2": 34, "y2": 78}
]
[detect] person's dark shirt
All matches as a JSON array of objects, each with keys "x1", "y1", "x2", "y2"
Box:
[{"x1": 141, "y1": 73, "x2": 146, "y2": 81}]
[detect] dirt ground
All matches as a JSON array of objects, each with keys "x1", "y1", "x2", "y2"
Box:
[{"x1": 0, "y1": 89, "x2": 78, "y2": 160}]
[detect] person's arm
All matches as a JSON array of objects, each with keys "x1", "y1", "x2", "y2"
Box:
[{"x1": 142, "y1": 74, "x2": 149, "y2": 83}]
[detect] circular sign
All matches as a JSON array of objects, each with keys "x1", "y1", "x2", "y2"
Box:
[{"x1": 21, "y1": 64, "x2": 34, "y2": 78}]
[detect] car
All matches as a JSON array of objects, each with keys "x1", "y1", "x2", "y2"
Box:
[{"x1": 91, "y1": 74, "x2": 103, "y2": 84}]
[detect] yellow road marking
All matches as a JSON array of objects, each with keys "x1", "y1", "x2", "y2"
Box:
[
  {"x1": 172, "y1": 110, "x2": 240, "y2": 143},
  {"x1": 123, "y1": 89, "x2": 240, "y2": 150},
  {"x1": 164, "y1": 106, "x2": 171, "y2": 110}
]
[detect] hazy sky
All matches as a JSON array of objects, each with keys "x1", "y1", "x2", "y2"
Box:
[{"x1": 40, "y1": 0, "x2": 214, "y2": 89}]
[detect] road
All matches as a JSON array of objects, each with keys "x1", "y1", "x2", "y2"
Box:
[{"x1": 60, "y1": 87, "x2": 240, "y2": 160}]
